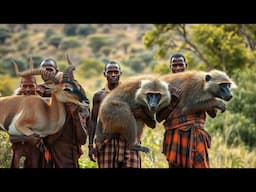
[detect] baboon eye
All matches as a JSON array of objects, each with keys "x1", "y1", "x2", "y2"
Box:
[{"x1": 220, "y1": 83, "x2": 231, "y2": 88}]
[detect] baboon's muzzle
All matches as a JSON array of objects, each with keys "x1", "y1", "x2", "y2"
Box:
[{"x1": 147, "y1": 93, "x2": 161, "y2": 112}]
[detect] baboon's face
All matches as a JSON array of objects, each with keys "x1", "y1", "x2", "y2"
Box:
[
  {"x1": 135, "y1": 79, "x2": 171, "y2": 113},
  {"x1": 145, "y1": 92, "x2": 162, "y2": 112},
  {"x1": 205, "y1": 74, "x2": 233, "y2": 101}
]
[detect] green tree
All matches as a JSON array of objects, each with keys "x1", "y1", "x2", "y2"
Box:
[
  {"x1": 63, "y1": 24, "x2": 78, "y2": 36},
  {"x1": 78, "y1": 58, "x2": 104, "y2": 78},
  {"x1": 88, "y1": 34, "x2": 114, "y2": 54},
  {"x1": 0, "y1": 27, "x2": 11, "y2": 44},
  {"x1": 143, "y1": 24, "x2": 255, "y2": 74}
]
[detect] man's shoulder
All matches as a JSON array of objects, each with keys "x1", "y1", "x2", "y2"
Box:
[
  {"x1": 94, "y1": 88, "x2": 105, "y2": 95},
  {"x1": 92, "y1": 88, "x2": 106, "y2": 102}
]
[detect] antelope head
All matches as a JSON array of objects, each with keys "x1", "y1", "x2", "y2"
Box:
[{"x1": 59, "y1": 54, "x2": 89, "y2": 106}]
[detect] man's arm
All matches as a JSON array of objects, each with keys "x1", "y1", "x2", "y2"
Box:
[
  {"x1": 156, "y1": 86, "x2": 182, "y2": 122},
  {"x1": 10, "y1": 134, "x2": 42, "y2": 146},
  {"x1": 88, "y1": 92, "x2": 102, "y2": 162}
]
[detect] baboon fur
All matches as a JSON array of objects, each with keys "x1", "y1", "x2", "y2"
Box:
[
  {"x1": 98, "y1": 76, "x2": 171, "y2": 152},
  {"x1": 156, "y1": 69, "x2": 236, "y2": 122}
]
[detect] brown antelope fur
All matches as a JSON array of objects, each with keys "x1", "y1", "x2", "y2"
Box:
[
  {"x1": 0, "y1": 58, "x2": 87, "y2": 137},
  {"x1": 98, "y1": 76, "x2": 171, "y2": 152},
  {"x1": 0, "y1": 84, "x2": 87, "y2": 137},
  {"x1": 157, "y1": 69, "x2": 236, "y2": 120}
]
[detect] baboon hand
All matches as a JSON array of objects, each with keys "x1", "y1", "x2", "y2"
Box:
[
  {"x1": 156, "y1": 105, "x2": 173, "y2": 122},
  {"x1": 132, "y1": 108, "x2": 156, "y2": 128},
  {"x1": 88, "y1": 145, "x2": 97, "y2": 162},
  {"x1": 216, "y1": 100, "x2": 226, "y2": 113},
  {"x1": 145, "y1": 119, "x2": 156, "y2": 129},
  {"x1": 207, "y1": 108, "x2": 217, "y2": 118}
]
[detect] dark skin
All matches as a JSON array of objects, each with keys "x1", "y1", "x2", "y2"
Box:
[
  {"x1": 170, "y1": 56, "x2": 217, "y2": 118},
  {"x1": 88, "y1": 63, "x2": 122, "y2": 162}
]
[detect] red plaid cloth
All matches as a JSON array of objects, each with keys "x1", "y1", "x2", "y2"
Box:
[
  {"x1": 162, "y1": 109, "x2": 211, "y2": 168},
  {"x1": 96, "y1": 136, "x2": 141, "y2": 168}
]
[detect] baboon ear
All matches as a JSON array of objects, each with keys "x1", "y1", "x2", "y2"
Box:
[
  {"x1": 138, "y1": 80, "x2": 142, "y2": 88},
  {"x1": 205, "y1": 74, "x2": 211, "y2": 82},
  {"x1": 138, "y1": 79, "x2": 150, "y2": 89}
]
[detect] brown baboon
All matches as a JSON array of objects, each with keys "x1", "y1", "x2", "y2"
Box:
[
  {"x1": 98, "y1": 77, "x2": 172, "y2": 153},
  {"x1": 156, "y1": 69, "x2": 236, "y2": 122}
]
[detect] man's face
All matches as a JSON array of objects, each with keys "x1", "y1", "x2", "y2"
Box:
[
  {"x1": 170, "y1": 57, "x2": 186, "y2": 73},
  {"x1": 41, "y1": 65, "x2": 57, "y2": 82},
  {"x1": 20, "y1": 81, "x2": 36, "y2": 95},
  {"x1": 104, "y1": 64, "x2": 121, "y2": 84}
]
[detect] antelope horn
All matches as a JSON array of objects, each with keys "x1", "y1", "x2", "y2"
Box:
[
  {"x1": 66, "y1": 53, "x2": 73, "y2": 66},
  {"x1": 12, "y1": 60, "x2": 43, "y2": 77},
  {"x1": 66, "y1": 53, "x2": 78, "y2": 67},
  {"x1": 63, "y1": 53, "x2": 76, "y2": 81},
  {"x1": 13, "y1": 60, "x2": 20, "y2": 76},
  {"x1": 62, "y1": 65, "x2": 75, "y2": 81},
  {"x1": 29, "y1": 56, "x2": 33, "y2": 70}
]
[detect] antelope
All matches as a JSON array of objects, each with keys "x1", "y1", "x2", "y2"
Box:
[{"x1": 0, "y1": 56, "x2": 88, "y2": 137}]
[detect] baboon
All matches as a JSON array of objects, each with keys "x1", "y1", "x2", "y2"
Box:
[
  {"x1": 98, "y1": 77, "x2": 172, "y2": 153},
  {"x1": 156, "y1": 69, "x2": 236, "y2": 122}
]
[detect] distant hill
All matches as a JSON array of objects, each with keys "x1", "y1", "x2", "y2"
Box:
[{"x1": 0, "y1": 24, "x2": 155, "y2": 77}]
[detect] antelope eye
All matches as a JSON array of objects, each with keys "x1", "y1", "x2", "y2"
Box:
[{"x1": 63, "y1": 87, "x2": 73, "y2": 92}]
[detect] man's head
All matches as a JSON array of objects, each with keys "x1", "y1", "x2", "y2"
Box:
[
  {"x1": 169, "y1": 53, "x2": 187, "y2": 73},
  {"x1": 104, "y1": 61, "x2": 122, "y2": 85},
  {"x1": 40, "y1": 58, "x2": 59, "y2": 82},
  {"x1": 19, "y1": 76, "x2": 37, "y2": 95}
]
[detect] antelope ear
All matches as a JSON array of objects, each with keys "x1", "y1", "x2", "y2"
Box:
[{"x1": 45, "y1": 83, "x2": 57, "y2": 90}]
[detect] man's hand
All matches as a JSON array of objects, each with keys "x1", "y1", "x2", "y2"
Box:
[
  {"x1": 170, "y1": 86, "x2": 182, "y2": 98},
  {"x1": 170, "y1": 86, "x2": 182, "y2": 108},
  {"x1": 65, "y1": 103, "x2": 79, "y2": 116},
  {"x1": 88, "y1": 145, "x2": 97, "y2": 162},
  {"x1": 36, "y1": 86, "x2": 45, "y2": 95},
  {"x1": 28, "y1": 134, "x2": 42, "y2": 146},
  {"x1": 10, "y1": 134, "x2": 42, "y2": 146}
]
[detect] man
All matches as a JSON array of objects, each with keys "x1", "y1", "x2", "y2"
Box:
[
  {"x1": 169, "y1": 53, "x2": 187, "y2": 73},
  {"x1": 38, "y1": 57, "x2": 90, "y2": 168},
  {"x1": 10, "y1": 75, "x2": 49, "y2": 168},
  {"x1": 36, "y1": 57, "x2": 62, "y2": 97},
  {"x1": 162, "y1": 53, "x2": 215, "y2": 168},
  {"x1": 88, "y1": 61, "x2": 141, "y2": 168}
]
